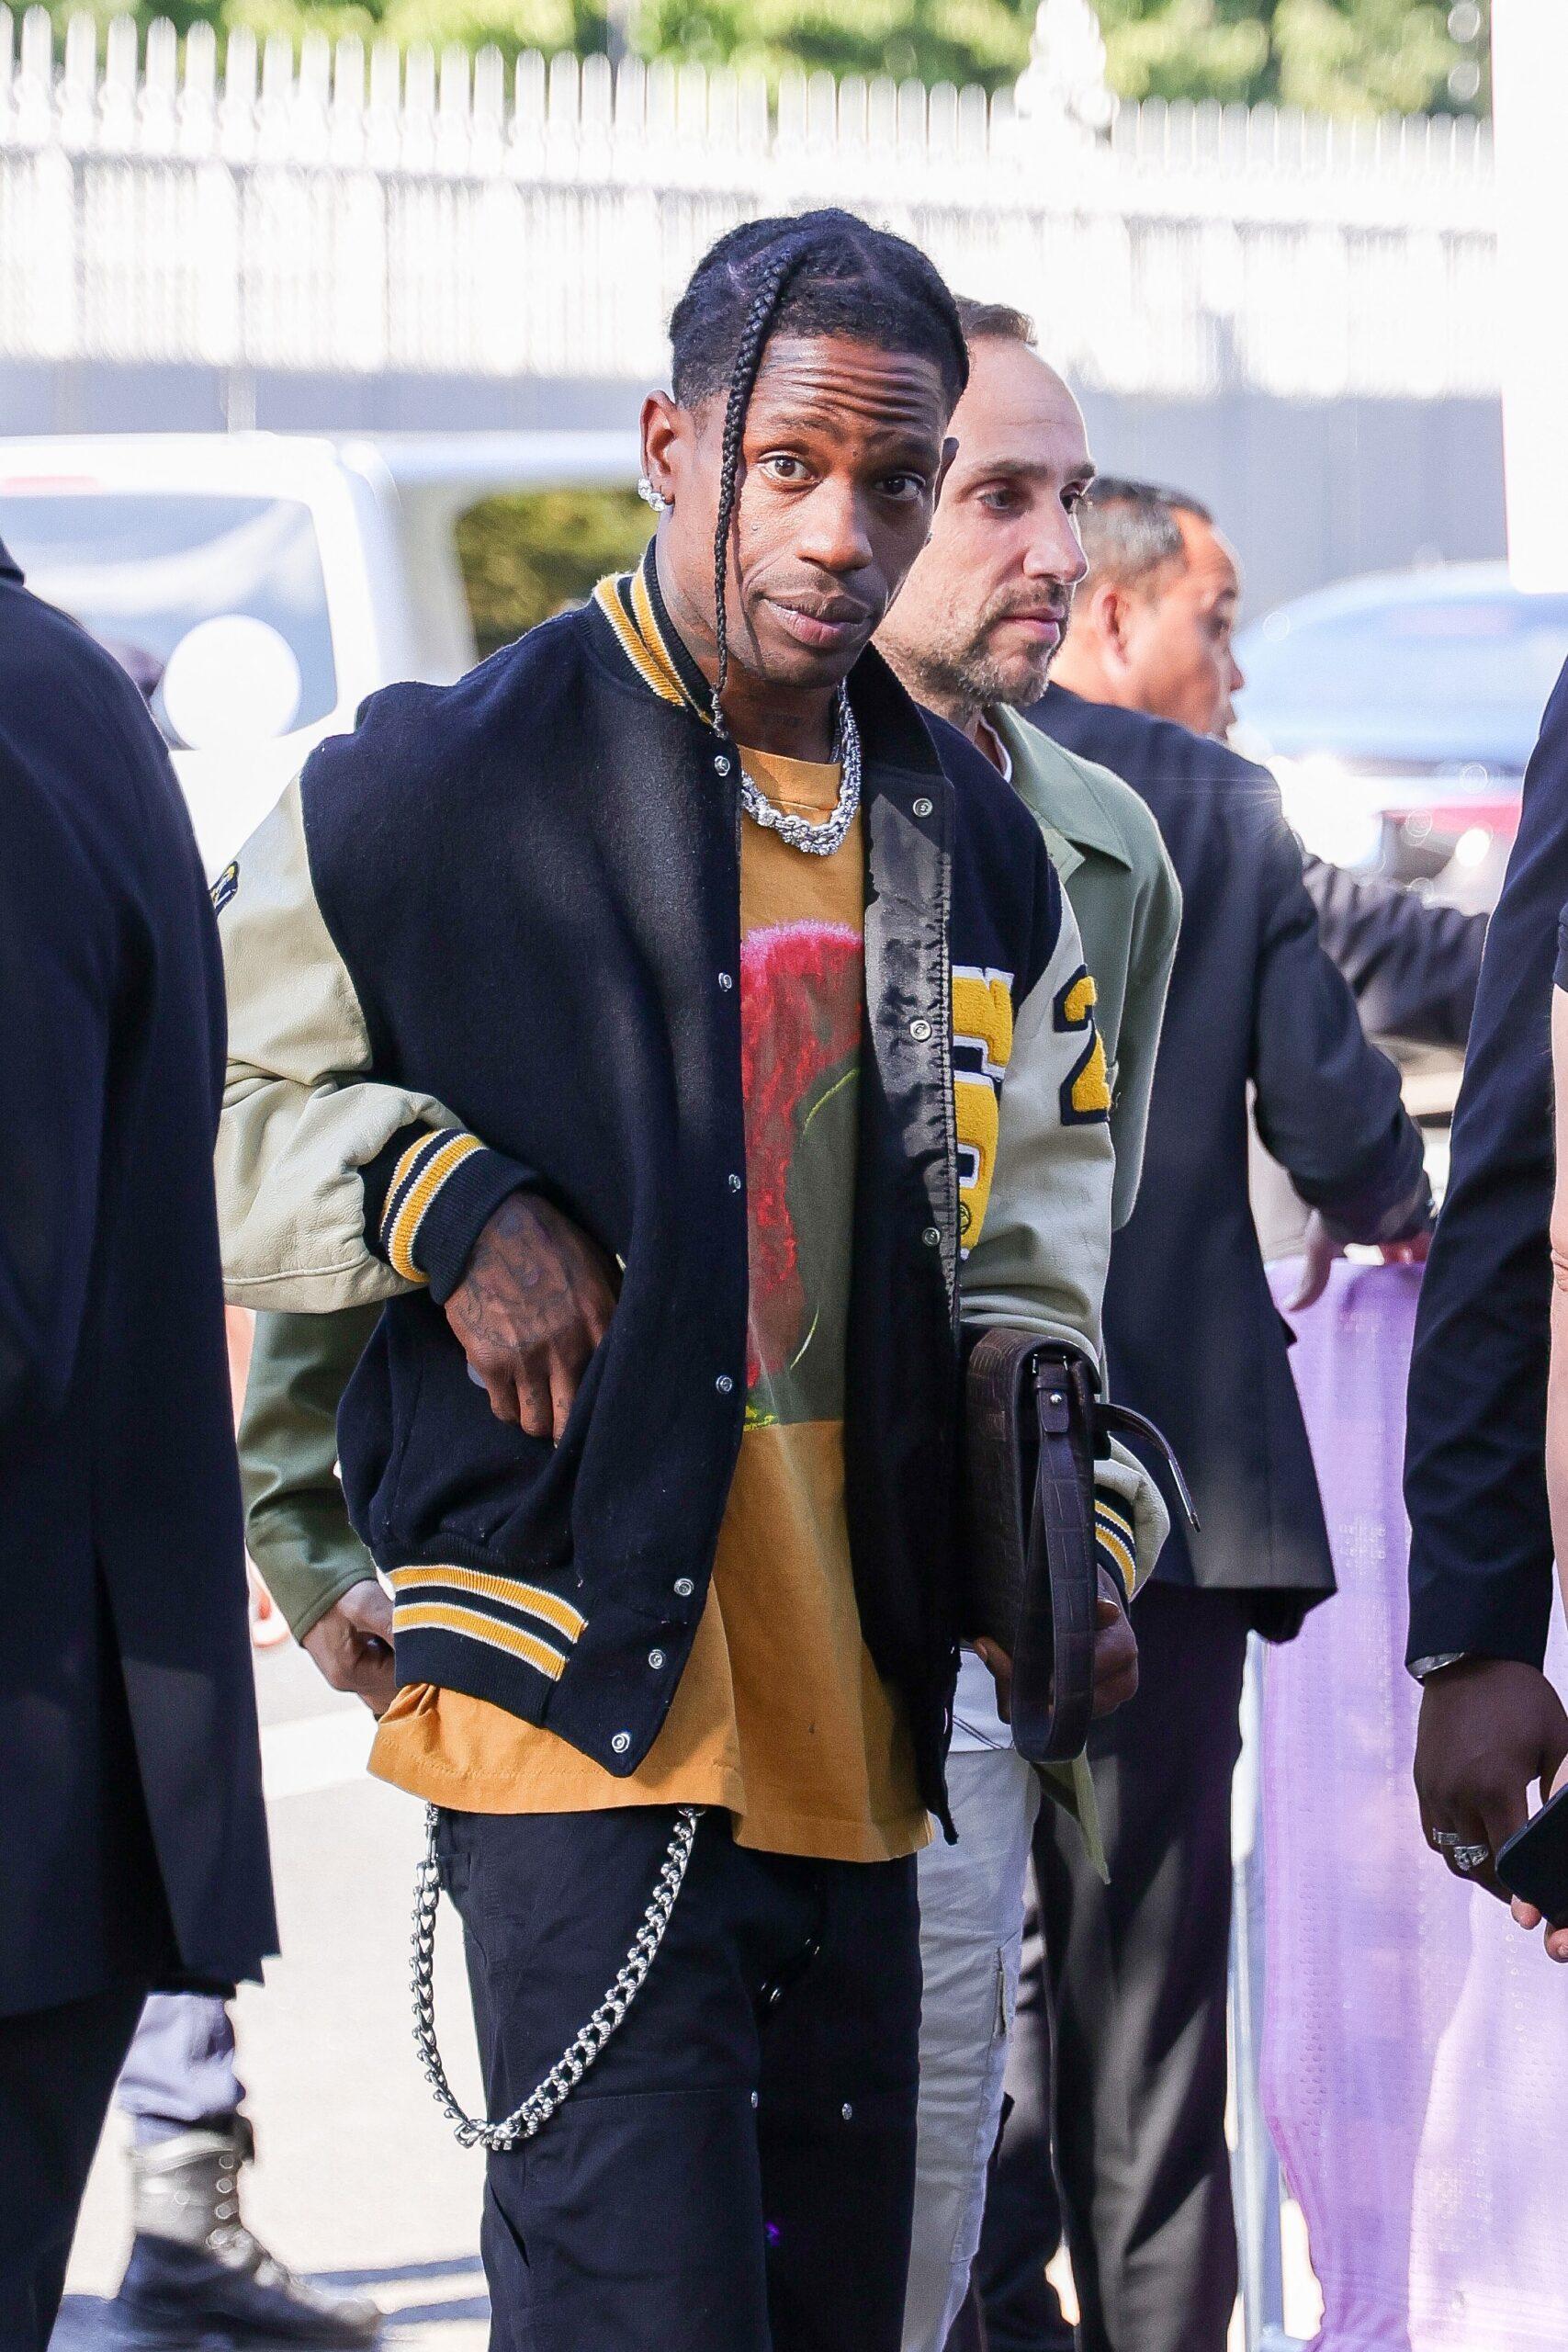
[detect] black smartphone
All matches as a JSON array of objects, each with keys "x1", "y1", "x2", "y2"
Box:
[{"x1": 1496, "y1": 1784, "x2": 1568, "y2": 1925}]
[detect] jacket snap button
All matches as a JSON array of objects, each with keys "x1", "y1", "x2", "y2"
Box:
[
  {"x1": 913, "y1": 797, "x2": 933, "y2": 818},
  {"x1": 674, "y1": 1577, "x2": 694, "y2": 1597},
  {"x1": 908, "y1": 1017, "x2": 932, "y2": 1041},
  {"x1": 922, "y1": 1226, "x2": 942, "y2": 1248},
  {"x1": 716, "y1": 1374, "x2": 734, "y2": 1394},
  {"x1": 840, "y1": 2101, "x2": 853, "y2": 2120},
  {"x1": 718, "y1": 971, "x2": 734, "y2": 990},
  {"x1": 611, "y1": 1732, "x2": 631, "y2": 1755},
  {"x1": 648, "y1": 1649, "x2": 665, "y2": 1670},
  {"x1": 715, "y1": 754, "x2": 731, "y2": 775},
  {"x1": 728, "y1": 1172, "x2": 742, "y2": 1193}
]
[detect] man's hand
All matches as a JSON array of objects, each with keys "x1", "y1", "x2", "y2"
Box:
[
  {"x1": 1286, "y1": 1220, "x2": 1431, "y2": 1314},
  {"x1": 1509, "y1": 1750, "x2": 1568, "y2": 1964},
  {"x1": 1286, "y1": 1212, "x2": 1341, "y2": 1312},
  {"x1": 445, "y1": 1191, "x2": 618, "y2": 1442},
  {"x1": 973, "y1": 1634, "x2": 1015, "y2": 1724},
  {"x1": 1090, "y1": 1566, "x2": 1139, "y2": 1715},
  {"x1": 973, "y1": 1568, "x2": 1139, "y2": 1730},
  {"x1": 300, "y1": 1577, "x2": 396, "y2": 1716},
  {"x1": 1415, "y1": 1657, "x2": 1568, "y2": 1905}
]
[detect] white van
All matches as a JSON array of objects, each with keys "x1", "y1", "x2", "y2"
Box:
[{"x1": 0, "y1": 430, "x2": 637, "y2": 870}]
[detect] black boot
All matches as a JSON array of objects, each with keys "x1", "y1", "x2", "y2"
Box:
[{"x1": 113, "y1": 2118, "x2": 381, "y2": 2346}]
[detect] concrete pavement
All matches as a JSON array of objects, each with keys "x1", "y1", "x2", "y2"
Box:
[{"x1": 61, "y1": 1644, "x2": 491, "y2": 2348}]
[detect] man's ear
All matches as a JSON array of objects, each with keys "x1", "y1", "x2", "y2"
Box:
[
  {"x1": 640, "y1": 390, "x2": 684, "y2": 506},
  {"x1": 932, "y1": 435, "x2": 959, "y2": 511},
  {"x1": 1097, "y1": 581, "x2": 1138, "y2": 675}
]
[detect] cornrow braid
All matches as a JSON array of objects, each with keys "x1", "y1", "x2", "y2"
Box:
[
  {"x1": 709, "y1": 239, "x2": 812, "y2": 731},
  {"x1": 670, "y1": 208, "x2": 968, "y2": 738}
]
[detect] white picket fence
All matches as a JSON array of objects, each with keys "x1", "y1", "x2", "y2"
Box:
[{"x1": 0, "y1": 6, "x2": 1497, "y2": 400}]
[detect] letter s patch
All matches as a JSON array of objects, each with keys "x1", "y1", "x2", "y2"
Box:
[{"x1": 953, "y1": 965, "x2": 1014, "y2": 1255}]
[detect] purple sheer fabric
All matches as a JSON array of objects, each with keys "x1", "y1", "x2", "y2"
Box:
[{"x1": 1262, "y1": 1259, "x2": 1568, "y2": 2352}]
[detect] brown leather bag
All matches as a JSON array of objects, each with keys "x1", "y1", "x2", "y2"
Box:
[{"x1": 965, "y1": 1331, "x2": 1196, "y2": 1765}]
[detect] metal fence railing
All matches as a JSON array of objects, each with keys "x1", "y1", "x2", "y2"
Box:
[{"x1": 0, "y1": 7, "x2": 1496, "y2": 401}]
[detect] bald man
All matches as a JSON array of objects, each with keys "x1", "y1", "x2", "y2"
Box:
[
  {"x1": 1051, "y1": 481, "x2": 1244, "y2": 739},
  {"x1": 878, "y1": 306, "x2": 1182, "y2": 2352},
  {"x1": 970, "y1": 480, "x2": 1431, "y2": 2346}
]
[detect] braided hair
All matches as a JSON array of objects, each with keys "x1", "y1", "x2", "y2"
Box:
[{"x1": 669, "y1": 209, "x2": 969, "y2": 732}]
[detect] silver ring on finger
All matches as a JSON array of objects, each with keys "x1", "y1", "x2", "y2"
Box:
[
  {"x1": 1452, "y1": 1842, "x2": 1491, "y2": 1874},
  {"x1": 1431, "y1": 1828, "x2": 1462, "y2": 1851}
]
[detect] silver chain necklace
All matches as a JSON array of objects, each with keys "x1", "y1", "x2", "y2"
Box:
[
  {"x1": 410, "y1": 1800, "x2": 702, "y2": 2151},
  {"x1": 736, "y1": 684, "x2": 862, "y2": 858}
]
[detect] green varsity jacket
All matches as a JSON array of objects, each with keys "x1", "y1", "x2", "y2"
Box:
[{"x1": 989, "y1": 707, "x2": 1182, "y2": 1232}]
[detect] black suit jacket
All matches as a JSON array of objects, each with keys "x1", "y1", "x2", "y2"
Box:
[
  {"x1": 1303, "y1": 856, "x2": 1485, "y2": 1050},
  {"x1": 0, "y1": 541, "x2": 275, "y2": 2015},
  {"x1": 1404, "y1": 659, "x2": 1568, "y2": 1670},
  {"x1": 1032, "y1": 686, "x2": 1430, "y2": 1634}
]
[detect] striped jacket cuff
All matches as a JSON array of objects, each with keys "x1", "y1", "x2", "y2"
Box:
[
  {"x1": 1094, "y1": 1493, "x2": 1137, "y2": 1602},
  {"x1": 363, "y1": 1124, "x2": 535, "y2": 1303}
]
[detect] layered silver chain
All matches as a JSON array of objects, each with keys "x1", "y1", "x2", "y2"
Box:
[
  {"x1": 737, "y1": 684, "x2": 862, "y2": 858},
  {"x1": 411, "y1": 1800, "x2": 703, "y2": 2152}
]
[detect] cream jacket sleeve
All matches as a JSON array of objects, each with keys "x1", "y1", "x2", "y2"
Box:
[
  {"x1": 960, "y1": 890, "x2": 1169, "y2": 1594},
  {"x1": 216, "y1": 776, "x2": 462, "y2": 1312}
]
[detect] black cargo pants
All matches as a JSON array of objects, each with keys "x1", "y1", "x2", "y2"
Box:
[{"x1": 435, "y1": 1804, "x2": 922, "y2": 2352}]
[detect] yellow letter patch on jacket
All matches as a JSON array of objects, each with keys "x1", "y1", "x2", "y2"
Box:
[
  {"x1": 953, "y1": 965, "x2": 1015, "y2": 1255},
  {"x1": 1054, "y1": 967, "x2": 1111, "y2": 1125}
]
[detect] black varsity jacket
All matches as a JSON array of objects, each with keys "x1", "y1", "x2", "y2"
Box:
[{"x1": 216, "y1": 571, "x2": 1164, "y2": 1815}]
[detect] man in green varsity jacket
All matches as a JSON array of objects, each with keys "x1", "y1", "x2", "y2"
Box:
[
  {"x1": 875, "y1": 297, "x2": 1182, "y2": 2350},
  {"x1": 216, "y1": 215, "x2": 1166, "y2": 2352}
]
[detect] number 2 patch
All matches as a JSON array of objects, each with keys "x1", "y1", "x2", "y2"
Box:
[{"x1": 1054, "y1": 967, "x2": 1111, "y2": 1125}]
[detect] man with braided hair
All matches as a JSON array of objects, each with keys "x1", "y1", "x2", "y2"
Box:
[{"x1": 216, "y1": 210, "x2": 1164, "y2": 2352}]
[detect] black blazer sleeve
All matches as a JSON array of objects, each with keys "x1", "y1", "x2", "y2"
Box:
[
  {"x1": 0, "y1": 755, "x2": 116, "y2": 1430},
  {"x1": 1250, "y1": 810, "x2": 1432, "y2": 1245},
  {"x1": 1302, "y1": 854, "x2": 1486, "y2": 1049},
  {"x1": 1404, "y1": 659, "x2": 1568, "y2": 1670}
]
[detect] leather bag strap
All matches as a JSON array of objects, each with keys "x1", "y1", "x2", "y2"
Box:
[
  {"x1": 1010, "y1": 1351, "x2": 1100, "y2": 1765},
  {"x1": 964, "y1": 1331, "x2": 1197, "y2": 1769}
]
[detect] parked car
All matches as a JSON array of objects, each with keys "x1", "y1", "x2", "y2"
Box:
[
  {"x1": 0, "y1": 430, "x2": 637, "y2": 870},
  {"x1": 1234, "y1": 561, "x2": 1568, "y2": 911}
]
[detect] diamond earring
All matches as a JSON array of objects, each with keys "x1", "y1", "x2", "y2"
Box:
[{"x1": 637, "y1": 475, "x2": 671, "y2": 514}]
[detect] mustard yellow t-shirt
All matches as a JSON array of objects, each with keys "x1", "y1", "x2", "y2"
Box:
[{"x1": 369, "y1": 745, "x2": 929, "y2": 1864}]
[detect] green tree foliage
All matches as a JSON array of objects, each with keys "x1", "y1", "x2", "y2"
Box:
[
  {"x1": 455, "y1": 487, "x2": 652, "y2": 658},
  {"x1": 633, "y1": 0, "x2": 1034, "y2": 90},
  {"x1": 57, "y1": 0, "x2": 610, "y2": 62},
  {"x1": 1096, "y1": 0, "x2": 1480, "y2": 116}
]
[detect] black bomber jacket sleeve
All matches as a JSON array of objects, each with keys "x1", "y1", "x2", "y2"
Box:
[
  {"x1": 1250, "y1": 810, "x2": 1432, "y2": 1248},
  {"x1": 1302, "y1": 854, "x2": 1486, "y2": 1050},
  {"x1": 1405, "y1": 659, "x2": 1568, "y2": 1671}
]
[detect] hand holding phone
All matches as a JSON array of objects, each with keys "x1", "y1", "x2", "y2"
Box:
[{"x1": 1496, "y1": 1781, "x2": 1568, "y2": 1962}]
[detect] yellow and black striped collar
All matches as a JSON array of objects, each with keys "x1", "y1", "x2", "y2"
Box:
[
  {"x1": 592, "y1": 538, "x2": 953, "y2": 800},
  {"x1": 592, "y1": 541, "x2": 716, "y2": 724}
]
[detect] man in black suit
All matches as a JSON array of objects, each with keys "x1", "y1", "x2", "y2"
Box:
[
  {"x1": 974, "y1": 490, "x2": 1433, "y2": 2352},
  {"x1": 1049, "y1": 474, "x2": 1487, "y2": 1054},
  {"x1": 1406, "y1": 661, "x2": 1568, "y2": 1915},
  {"x1": 0, "y1": 537, "x2": 276, "y2": 2346}
]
